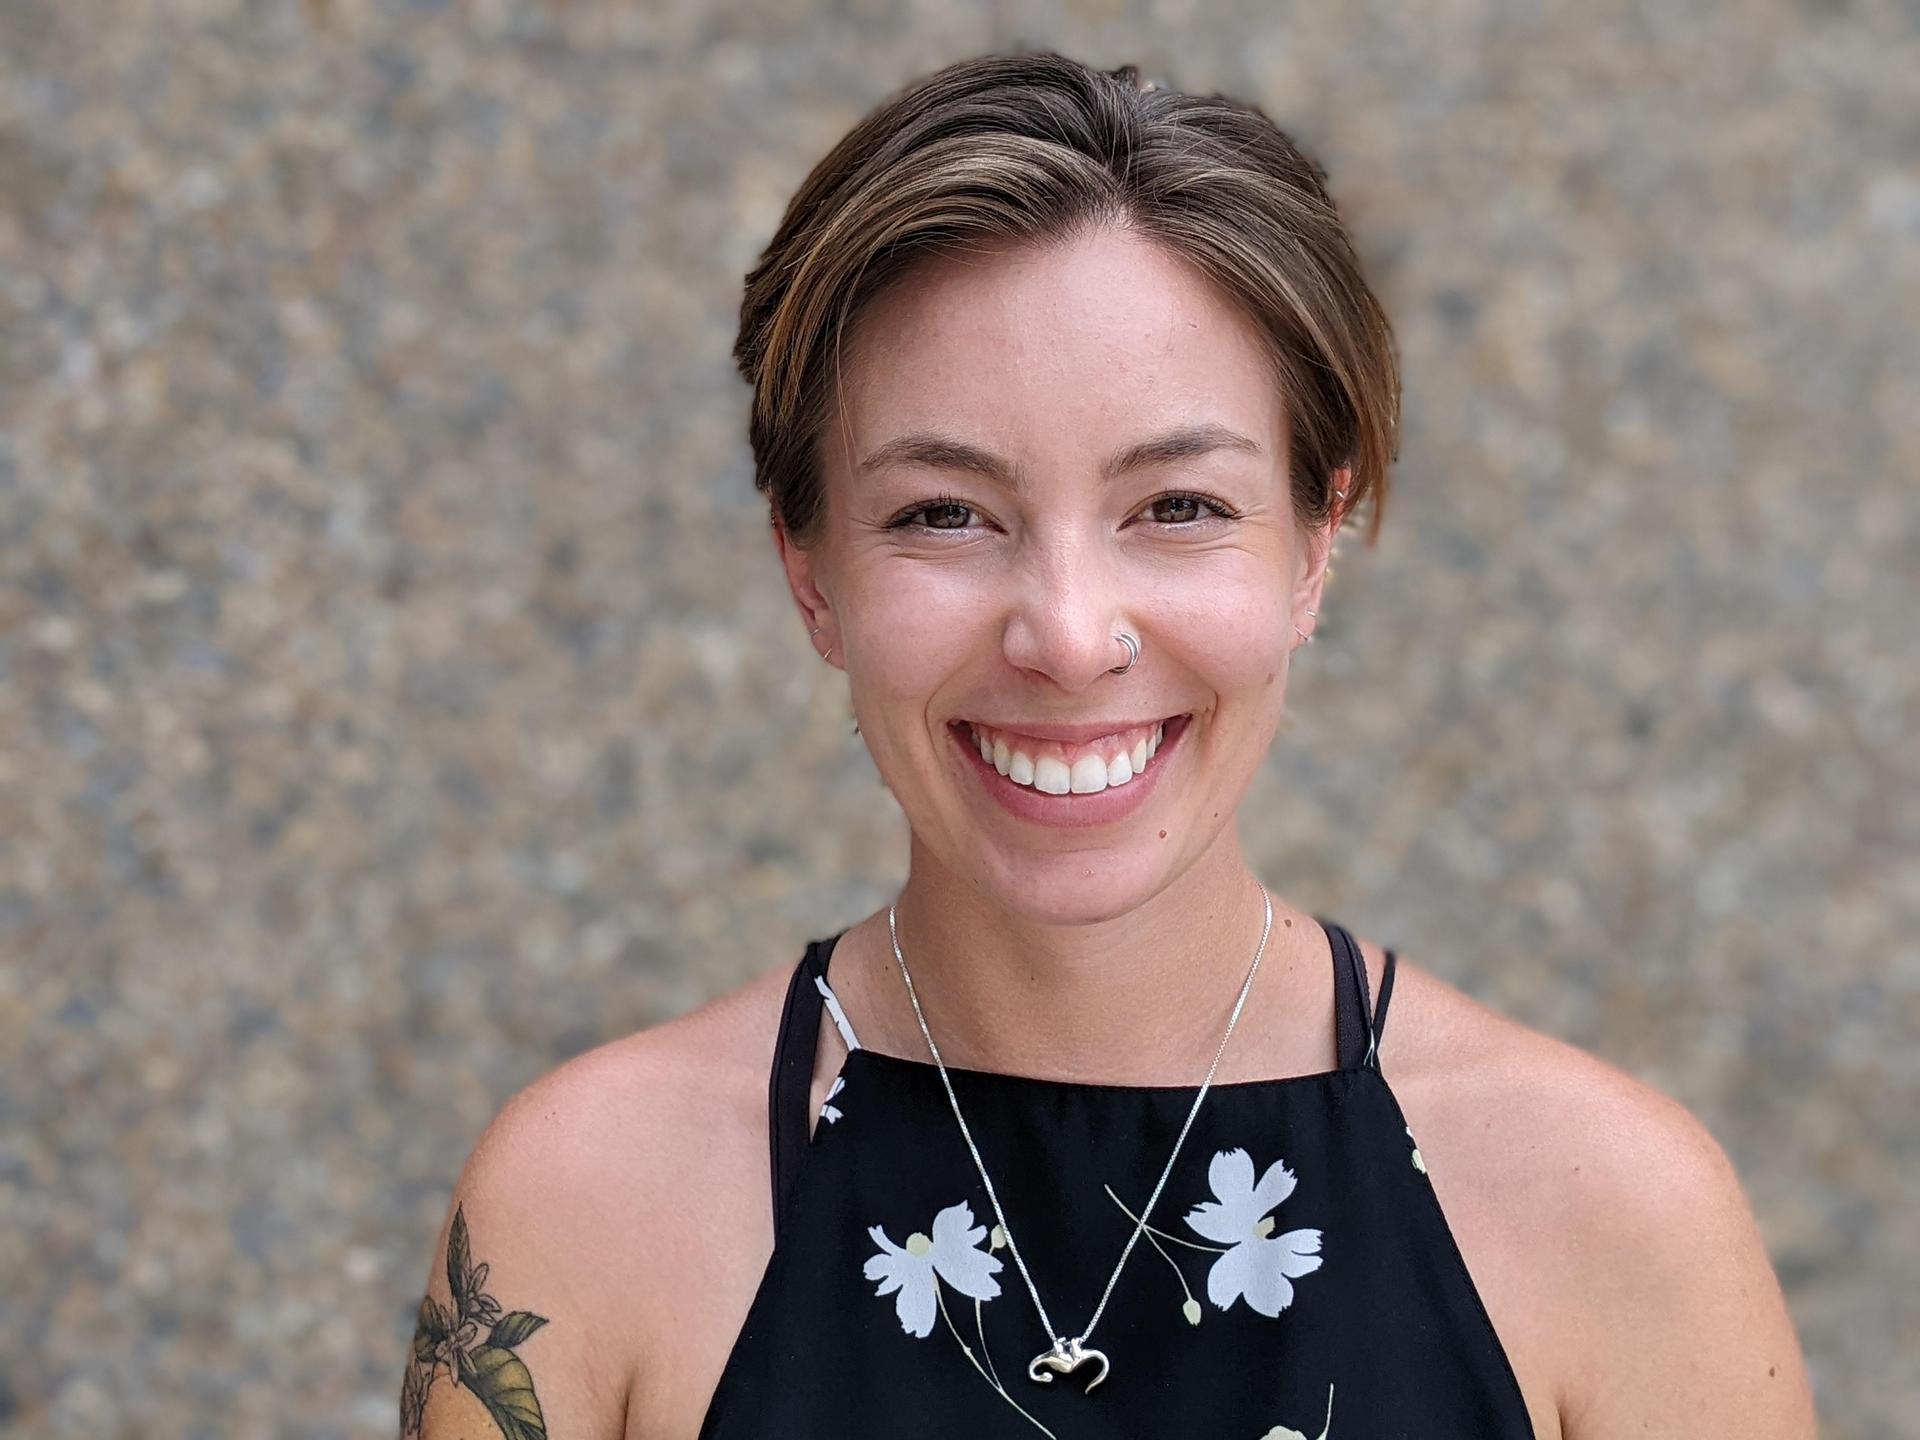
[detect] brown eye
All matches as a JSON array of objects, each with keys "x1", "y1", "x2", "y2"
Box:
[
  {"x1": 1151, "y1": 495, "x2": 1203, "y2": 524},
  {"x1": 1143, "y1": 492, "x2": 1237, "y2": 526},
  {"x1": 923, "y1": 502, "x2": 970, "y2": 529},
  {"x1": 887, "y1": 493, "x2": 977, "y2": 532}
]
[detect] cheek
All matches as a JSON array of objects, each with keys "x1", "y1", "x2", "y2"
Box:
[
  {"x1": 1159, "y1": 577, "x2": 1291, "y2": 695},
  {"x1": 844, "y1": 567, "x2": 991, "y2": 714}
]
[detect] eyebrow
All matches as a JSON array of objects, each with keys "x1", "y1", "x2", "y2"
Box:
[{"x1": 856, "y1": 421, "x2": 1263, "y2": 493}]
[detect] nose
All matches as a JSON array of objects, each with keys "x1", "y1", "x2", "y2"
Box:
[{"x1": 999, "y1": 541, "x2": 1138, "y2": 692}]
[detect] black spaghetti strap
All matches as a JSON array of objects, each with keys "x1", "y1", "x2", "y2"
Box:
[
  {"x1": 767, "y1": 938, "x2": 829, "y2": 1237},
  {"x1": 1316, "y1": 917, "x2": 1373, "y2": 1071},
  {"x1": 1370, "y1": 948, "x2": 1398, "y2": 1063},
  {"x1": 1351, "y1": 930, "x2": 1374, "y2": 1044}
]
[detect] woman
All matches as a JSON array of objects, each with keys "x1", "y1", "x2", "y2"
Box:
[{"x1": 401, "y1": 52, "x2": 1816, "y2": 1440}]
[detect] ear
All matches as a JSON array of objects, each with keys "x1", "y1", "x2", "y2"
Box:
[
  {"x1": 772, "y1": 516, "x2": 842, "y2": 671},
  {"x1": 1290, "y1": 467, "x2": 1351, "y2": 645}
]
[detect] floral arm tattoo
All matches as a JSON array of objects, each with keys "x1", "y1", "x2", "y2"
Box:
[{"x1": 400, "y1": 1203, "x2": 552, "y2": 1439}]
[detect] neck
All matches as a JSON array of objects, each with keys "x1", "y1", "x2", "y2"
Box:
[{"x1": 841, "y1": 830, "x2": 1331, "y2": 1085}]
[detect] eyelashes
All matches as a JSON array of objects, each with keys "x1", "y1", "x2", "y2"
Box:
[{"x1": 884, "y1": 491, "x2": 1240, "y2": 534}]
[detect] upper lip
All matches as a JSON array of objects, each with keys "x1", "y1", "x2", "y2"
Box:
[{"x1": 955, "y1": 714, "x2": 1185, "y2": 744}]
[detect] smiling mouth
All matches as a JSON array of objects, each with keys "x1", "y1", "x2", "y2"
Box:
[{"x1": 952, "y1": 714, "x2": 1191, "y2": 795}]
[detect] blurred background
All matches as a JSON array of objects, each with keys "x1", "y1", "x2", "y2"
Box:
[{"x1": 1, "y1": 0, "x2": 1914, "y2": 1435}]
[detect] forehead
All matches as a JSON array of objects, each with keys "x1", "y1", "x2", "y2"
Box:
[{"x1": 833, "y1": 226, "x2": 1283, "y2": 459}]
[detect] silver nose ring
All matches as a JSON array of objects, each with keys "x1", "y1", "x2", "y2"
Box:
[{"x1": 1110, "y1": 631, "x2": 1140, "y2": 674}]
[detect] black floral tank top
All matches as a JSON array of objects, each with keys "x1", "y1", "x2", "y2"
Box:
[{"x1": 695, "y1": 919, "x2": 1535, "y2": 1438}]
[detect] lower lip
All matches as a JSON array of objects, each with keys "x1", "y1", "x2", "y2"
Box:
[{"x1": 947, "y1": 715, "x2": 1192, "y2": 829}]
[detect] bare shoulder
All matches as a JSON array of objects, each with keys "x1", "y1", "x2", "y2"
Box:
[
  {"x1": 1353, "y1": 938, "x2": 1817, "y2": 1440},
  {"x1": 1365, "y1": 945, "x2": 1721, "y2": 1172},
  {"x1": 401, "y1": 958, "x2": 798, "y2": 1440}
]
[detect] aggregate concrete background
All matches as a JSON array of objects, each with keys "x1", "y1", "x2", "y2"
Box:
[{"x1": 0, "y1": 1, "x2": 1914, "y2": 1435}]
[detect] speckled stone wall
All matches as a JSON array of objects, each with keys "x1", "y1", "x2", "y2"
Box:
[{"x1": 1, "y1": 1, "x2": 1913, "y2": 1435}]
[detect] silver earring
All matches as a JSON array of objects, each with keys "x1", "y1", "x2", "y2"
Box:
[
  {"x1": 1294, "y1": 625, "x2": 1314, "y2": 645},
  {"x1": 1110, "y1": 631, "x2": 1140, "y2": 674},
  {"x1": 808, "y1": 625, "x2": 836, "y2": 665}
]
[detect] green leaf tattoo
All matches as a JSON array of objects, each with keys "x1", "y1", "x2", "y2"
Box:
[
  {"x1": 490, "y1": 1311, "x2": 550, "y2": 1350},
  {"x1": 447, "y1": 1209, "x2": 471, "y2": 1305},
  {"x1": 466, "y1": 1346, "x2": 548, "y2": 1440},
  {"x1": 400, "y1": 1204, "x2": 552, "y2": 1439}
]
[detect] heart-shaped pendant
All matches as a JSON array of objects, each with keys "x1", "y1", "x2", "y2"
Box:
[{"x1": 1026, "y1": 1336, "x2": 1110, "y2": 1392}]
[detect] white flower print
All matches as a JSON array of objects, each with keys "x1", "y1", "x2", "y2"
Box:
[
  {"x1": 1405, "y1": 1124, "x2": 1426, "y2": 1173},
  {"x1": 1184, "y1": 1148, "x2": 1324, "y2": 1317},
  {"x1": 1101, "y1": 1147, "x2": 1326, "y2": 1328},
  {"x1": 863, "y1": 1200, "x2": 1003, "y2": 1338},
  {"x1": 862, "y1": 1203, "x2": 1055, "y2": 1436},
  {"x1": 820, "y1": 1073, "x2": 845, "y2": 1125}
]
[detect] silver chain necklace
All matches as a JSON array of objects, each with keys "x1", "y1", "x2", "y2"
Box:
[{"x1": 886, "y1": 884, "x2": 1274, "y2": 1393}]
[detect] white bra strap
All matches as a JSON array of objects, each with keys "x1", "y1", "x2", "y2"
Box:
[{"x1": 813, "y1": 974, "x2": 863, "y2": 1053}]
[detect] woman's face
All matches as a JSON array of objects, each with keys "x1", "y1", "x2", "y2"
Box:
[{"x1": 780, "y1": 225, "x2": 1338, "y2": 924}]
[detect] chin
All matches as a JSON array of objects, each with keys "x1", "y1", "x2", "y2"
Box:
[{"x1": 964, "y1": 850, "x2": 1176, "y2": 927}]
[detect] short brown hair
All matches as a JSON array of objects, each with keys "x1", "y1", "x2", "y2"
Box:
[{"x1": 734, "y1": 51, "x2": 1400, "y2": 550}]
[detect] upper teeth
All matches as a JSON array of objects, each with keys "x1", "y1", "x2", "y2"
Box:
[{"x1": 967, "y1": 719, "x2": 1169, "y2": 795}]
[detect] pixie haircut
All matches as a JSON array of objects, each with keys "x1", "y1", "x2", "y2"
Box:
[{"x1": 735, "y1": 51, "x2": 1400, "y2": 551}]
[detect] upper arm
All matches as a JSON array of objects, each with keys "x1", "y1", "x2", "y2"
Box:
[
  {"x1": 399, "y1": 1056, "x2": 646, "y2": 1440},
  {"x1": 1557, "y1": 1075, "x2": 1817, "y2": 1439}
]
